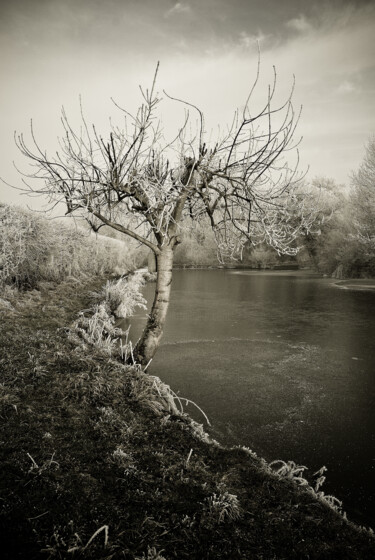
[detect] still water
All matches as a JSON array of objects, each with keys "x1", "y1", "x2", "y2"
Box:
[{"x1": 123, "y1": 270, "x2": 375, "y2": 527}]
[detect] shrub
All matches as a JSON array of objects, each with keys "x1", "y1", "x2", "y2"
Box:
[{"x1": 0, "y1": 203, "x2": 143, "y2": 290}]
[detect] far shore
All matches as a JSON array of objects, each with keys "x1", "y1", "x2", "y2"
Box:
[
  {"x1": 334, "y1": 279, "x2": 375, "y2": 291},
  {"x1": 171, "y1": 265, "x2": 375, "y2": 291},
  {"x1": 173, "y1": 263, "x2": 301, "y2": 270}
]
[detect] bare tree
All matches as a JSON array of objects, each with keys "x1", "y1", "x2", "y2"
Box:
[{"x1": 14, "y1": 63, "x2": 319, "y2": 365}]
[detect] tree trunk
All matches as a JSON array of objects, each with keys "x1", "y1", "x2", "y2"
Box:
[
  {"x1": 133, "y1": 246, "x2": 174, "y2": 366},
  {"x1": 147, "y1": 251, "x2": 157, "y2": 273}
]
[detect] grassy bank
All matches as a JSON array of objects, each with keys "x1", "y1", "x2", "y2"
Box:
[{"x1": 0, "y1": 279, "x2": 374, "y2": 559}]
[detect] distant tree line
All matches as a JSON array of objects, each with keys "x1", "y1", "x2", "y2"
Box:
[
  {"x1": 174, "y1": 138, "x2": 375, "y2": 278},
  {"x1": 297, "y1": 137, "x2": 375, "y2": 278}
]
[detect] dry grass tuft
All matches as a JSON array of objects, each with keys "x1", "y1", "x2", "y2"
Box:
[{"x1": 92, "y1": 269, "x2": 147, "y2": 318}]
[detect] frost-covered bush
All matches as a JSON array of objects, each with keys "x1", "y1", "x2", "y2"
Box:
[
  {"x1": 68, "y1": 302, "x2": 123, "y2": 355},
  {"x1": 0, "y1": 203, "x2": 142, "y2": 289},
  {"x1": 93, "y1": 270, "x2": 147, "y2": 318}
]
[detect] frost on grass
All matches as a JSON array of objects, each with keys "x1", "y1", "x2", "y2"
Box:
[
  {"x1": 68, "y1": 302, "x2": 123, "y2": 355},
  {"x1": 201, "y1": 491, "x2": 241, "y2": 529},
  {"x1": 135, "y1": 547, "x2": 167, "y2": 560},
  {"x1": 69, "y1": 269, "x2": 148, "y2": 357},
  {"x1": 127, "y1": 373, "x2": 181, "y2": 416},
  {"x1": 269, "y1": 460, "x2": 346, "y2": 516},
  {"x1": 269, "y1": 460, "x2": 310, "y2": 487},
  {"x1": 92, "y1": 269, "x2": 147, "y2": 318}
]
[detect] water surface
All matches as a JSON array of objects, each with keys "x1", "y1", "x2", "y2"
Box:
[{"x1": 122, "y1": 270, "x2": 375, "y2": 526}]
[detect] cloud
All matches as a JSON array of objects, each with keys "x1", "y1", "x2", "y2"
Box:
[
  {"x1": 239, "y1": 30, "x2": 268, "y2": 49},
  {"x1": 1, "y1": 0, "x2": 375, "y2": 209},
  {"x1": 286, "y1": 14, "x2": 313, "y2": 34},
  {"x1": 337, "y1": 80, "x2": 358, "y2": 95},
  {"x1": 164, "y1": 2, "x2": 191, "y2": 19}
]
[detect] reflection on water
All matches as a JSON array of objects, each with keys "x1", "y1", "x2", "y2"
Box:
[{"x1": 120, "y1": 270, "x2": 375, "y2": 526}]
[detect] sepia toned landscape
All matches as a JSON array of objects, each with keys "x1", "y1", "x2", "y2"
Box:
[{"x1": 1, "y1": 1, "x2": 374, "y2": 558}]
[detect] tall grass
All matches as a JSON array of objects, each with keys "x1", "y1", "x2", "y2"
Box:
[
  {"x1": 69, "y1": 272, "x2": 147, "y2": 357},
  {"x1": 92, "y1": 269, "x2": 147, "y2": 318},
  {"x1": 0, "y1": 203, "x2": 145, "y2": 290}
]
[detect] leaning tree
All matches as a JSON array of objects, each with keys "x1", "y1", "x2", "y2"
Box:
[{"x1": 15, "y1": 63, "x2": 320, "y2": 365}]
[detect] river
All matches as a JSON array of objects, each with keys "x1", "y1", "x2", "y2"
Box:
[{"x1": 121, "y1": 269, "x2": 375, "y2": 527}]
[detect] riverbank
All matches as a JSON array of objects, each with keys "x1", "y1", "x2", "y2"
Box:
[
  {"x1": 173, "y1": 263, "x2": 300, "y2": 270},
  {"x1": 334, "y1": 279, "x2": 375, "y2": 291},
  {"x1": 1, "y1": 279, "x2": 374, "y2": 559}
]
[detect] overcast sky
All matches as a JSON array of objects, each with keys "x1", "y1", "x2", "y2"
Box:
[{"x1": 1, "y1": 0, "x2": 374, "y2": 209}]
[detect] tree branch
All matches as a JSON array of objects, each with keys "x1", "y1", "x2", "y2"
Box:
[{"x1": 92, "y1": 211, "x2": 160, "y2": 254}]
